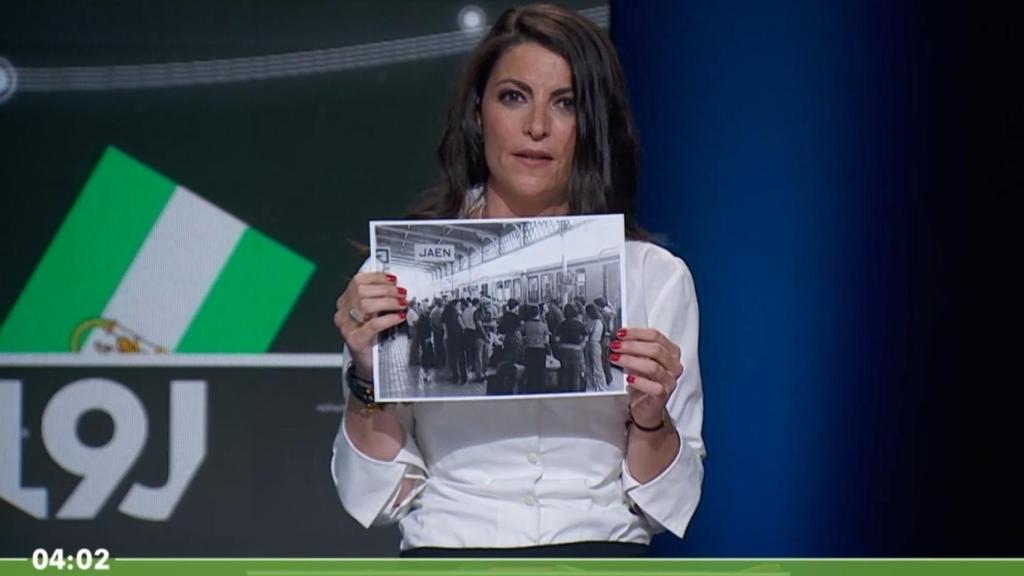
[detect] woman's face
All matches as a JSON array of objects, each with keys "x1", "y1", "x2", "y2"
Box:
[{"x1": 479, "y1": 42, "x2": 576, "y2": 211}]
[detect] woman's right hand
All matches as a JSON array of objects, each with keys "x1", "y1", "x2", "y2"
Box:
[{"x1": 334, "y1": 272, "x2": 408, "y2": 379}]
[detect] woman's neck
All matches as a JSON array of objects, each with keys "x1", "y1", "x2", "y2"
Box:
[{"x1": 481, "y1": 183, "x2": 570, "y2": 219}]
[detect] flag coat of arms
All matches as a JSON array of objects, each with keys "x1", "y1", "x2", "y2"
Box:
[{"x1": 0, "y1": 147, "x2": 315, "y2": 354}]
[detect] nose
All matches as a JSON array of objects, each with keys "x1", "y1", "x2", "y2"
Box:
[{"x1": 524, "y1": 103, "x2": 550, "y2": 140}]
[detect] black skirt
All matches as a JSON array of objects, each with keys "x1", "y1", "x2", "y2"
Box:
[{"x1": 400, "y1": 541, "x2": 648, "y2": 558}]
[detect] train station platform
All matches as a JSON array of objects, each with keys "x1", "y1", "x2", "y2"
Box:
[{"x1": 378, "y1": 332, "x2": 487, "y2": 400}]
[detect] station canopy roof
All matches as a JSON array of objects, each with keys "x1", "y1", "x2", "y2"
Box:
[{"x1": 375, "y1": 220, "x2": 575, "y2": 272}]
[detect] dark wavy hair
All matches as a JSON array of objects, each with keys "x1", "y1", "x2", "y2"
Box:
[{"x1": 409, "y1": 4, "x2": 648, "y2": 240}]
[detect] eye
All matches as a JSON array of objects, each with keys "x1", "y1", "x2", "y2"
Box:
[
  {"x1": 555, "y1": 96, "x2": 576, "y2": 111},
  {"x1": 498, "y1": 89, "x2": 526, "y2": 104}
]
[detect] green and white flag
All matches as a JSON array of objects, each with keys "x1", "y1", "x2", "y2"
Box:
[{"x1": 0, "y1": 146, "x2": 314, "y2": 355}]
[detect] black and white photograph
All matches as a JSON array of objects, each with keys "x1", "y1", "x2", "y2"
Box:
[{"x1": 370, "y1": 214, "x2": 627, "y2": 402}]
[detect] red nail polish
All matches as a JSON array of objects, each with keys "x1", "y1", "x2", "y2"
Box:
[
  {"x1": 398, "y1": 298, "x2": 407, "y2": 307},
  {"x1": 399, "y1": 311, "x2": 407, "y2": 319},
  {"x1": 610, "y1": 353, "x2": 620, "y2": 362},
  {"x1": 610, "y1": 340, "x2": 622, "y2": 350},
  {"x1": 616, "y1": 329, "x2": 627, "y2": 339},
  {"x1": 397, "y1": 287, "x2": 407, "y2": 295},
  {"x1": 386, "y1": 274, "x2": 397, "y2": 283},
  {"x1": 627, "y1": 374, "x2": 636, "y2": 384}
]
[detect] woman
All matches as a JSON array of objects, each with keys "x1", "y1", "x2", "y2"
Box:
[
  {"x1": 474, "y1": 296, "x2": 497, "y2": 377},
  {"x1": 460, "y1": 298, "x2": 481, "y2": 381},
  {"x1": 332, "y1": 4, "x2": 704, "y2": 556},
  {"x1": 442, "y1": 300, "x2": 467, "y2": 384},
  {"x1": 497, "y1": 297, "x2": 524, "y2": 364},
  {"x1": 555, "y1": 303, "x2": 587, "y2": 392},
  {"x1": 583, "y1": 303, "x2": 606, "y2": 392},
  {"x1": 520, "y1": 304, "x2": 551, "y2": 394},
  {"x1": 416, "y1": 302, "x2": 435, "y2": 371}
]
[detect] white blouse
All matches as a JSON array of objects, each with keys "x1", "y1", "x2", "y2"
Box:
[{"x1": 331, "y1": 240, "x2": 705, "y2": 550}]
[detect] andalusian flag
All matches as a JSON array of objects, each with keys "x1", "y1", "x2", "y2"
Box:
[{"x1": 0, "y1": 147, "x2": 314, "y2": 354}]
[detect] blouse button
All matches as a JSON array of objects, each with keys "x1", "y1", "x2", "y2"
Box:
[
  {"x1": 527, "y1": 452, "x2": 539, "y2": 464},
  {"x1": 525, "y1": 494, "x2": 538, "y2": 507}
]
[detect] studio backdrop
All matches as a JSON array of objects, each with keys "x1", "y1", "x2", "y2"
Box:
[
  {"x1": 0, "y1": 0, "x2": 607, "y2": 556},
  {"x1": 3, "y1": 0, "x2": 1018, "y2": 559}
]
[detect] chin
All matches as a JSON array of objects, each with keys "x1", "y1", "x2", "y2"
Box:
[
  {"x1": 509, "y1": 179, "x2": 561, "y2": 202},
  {"x1": 510, "y1": 186, "x2": 551, "y2": 200},
  {"x1": 509, "y1": 191, "x2": 559, "y2": 210}
]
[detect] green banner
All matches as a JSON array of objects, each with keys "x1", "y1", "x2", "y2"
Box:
[
  {"x1": 2, "y1": 558, "x2": 1024, "y2": 576},
  {"x1": 0, "y1": 146, "x2": 314, "y2": 355}
]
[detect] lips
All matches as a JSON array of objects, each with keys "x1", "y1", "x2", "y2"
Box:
[
  {"x1": 513, "y1": 149, "x2": 553, "y2": 160},
  {"x1": 512, "y1": 150, "x2": 555, "y2": 167}
]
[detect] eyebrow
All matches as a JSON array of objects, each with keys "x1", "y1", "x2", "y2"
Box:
[{"x1": 494, "y1": 78, "x2": 574, "y2": 97}]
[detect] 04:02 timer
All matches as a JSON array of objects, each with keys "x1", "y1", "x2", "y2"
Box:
[{"x1": 31, "y1": 549, "x2": 110, "y2": 571}]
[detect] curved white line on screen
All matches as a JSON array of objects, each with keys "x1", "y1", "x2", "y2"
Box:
[
  {"x1": 0, "y1": 57, "x2": 17, "y2": 104},
  {"x1": 3, "y1": 6, "x2": 607, "y2": 97}
]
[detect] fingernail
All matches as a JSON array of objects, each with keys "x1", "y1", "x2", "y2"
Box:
[
  {"x1": 386, "y1": 274, "x2": 397, "y2": 283},
  {"x1": 397, "y1": 287, "x2": 407, "y2": 295},
  {"x1": 627, "y1": 374, "x2": 636, "y2": 384},
  {"x1": 398, "y1": 298, "x2": 408, "y2": 307},
  {"x1": 399, "y1": 311, "x2": 407, "y2": 319},
  {"x1": 610, "y1": 340, "x2": 622, "y2": 350},
  {"x1": 610, "y1": 353, "x2": 620, "y2": 362},
  {"x1": 616, "y1": 329, "x2": 627, "y2": 339}
]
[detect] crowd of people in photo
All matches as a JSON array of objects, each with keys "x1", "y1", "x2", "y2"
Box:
[{"x1": 394, "y1": 291, "x2": 621, "y2": 396}]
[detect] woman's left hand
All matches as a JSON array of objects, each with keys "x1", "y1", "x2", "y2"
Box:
[{"x1": 610, "y1": 327, "x2": 684, "y2": 430}]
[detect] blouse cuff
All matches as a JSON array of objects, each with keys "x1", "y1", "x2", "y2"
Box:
[
  {"x1": 621, "y1": 429, "x2": 704, "y2": 538},
  {"x1": 331, "y1": 416, "x2": 428, "y2": 528}
]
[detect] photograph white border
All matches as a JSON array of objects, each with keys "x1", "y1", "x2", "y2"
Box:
[{"x1": 369, "y1": 213, "x2": 628, "y2": 403}]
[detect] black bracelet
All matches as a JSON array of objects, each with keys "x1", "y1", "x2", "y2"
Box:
[
  {"x1": 627, "y1": 407, "x2": 666, "y2": 433},
  {"x1": 346, "y1": 362, "x2": 382, "y2": 411}
]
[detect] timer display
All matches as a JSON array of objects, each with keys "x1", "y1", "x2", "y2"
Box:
[{"x1": 31, "y1": 549, "x2": 110, "y2": 571}]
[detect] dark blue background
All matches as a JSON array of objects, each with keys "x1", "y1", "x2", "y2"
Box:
[{"x1": 615, "y1": 0, "x2": 1020, "y2": 556}]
